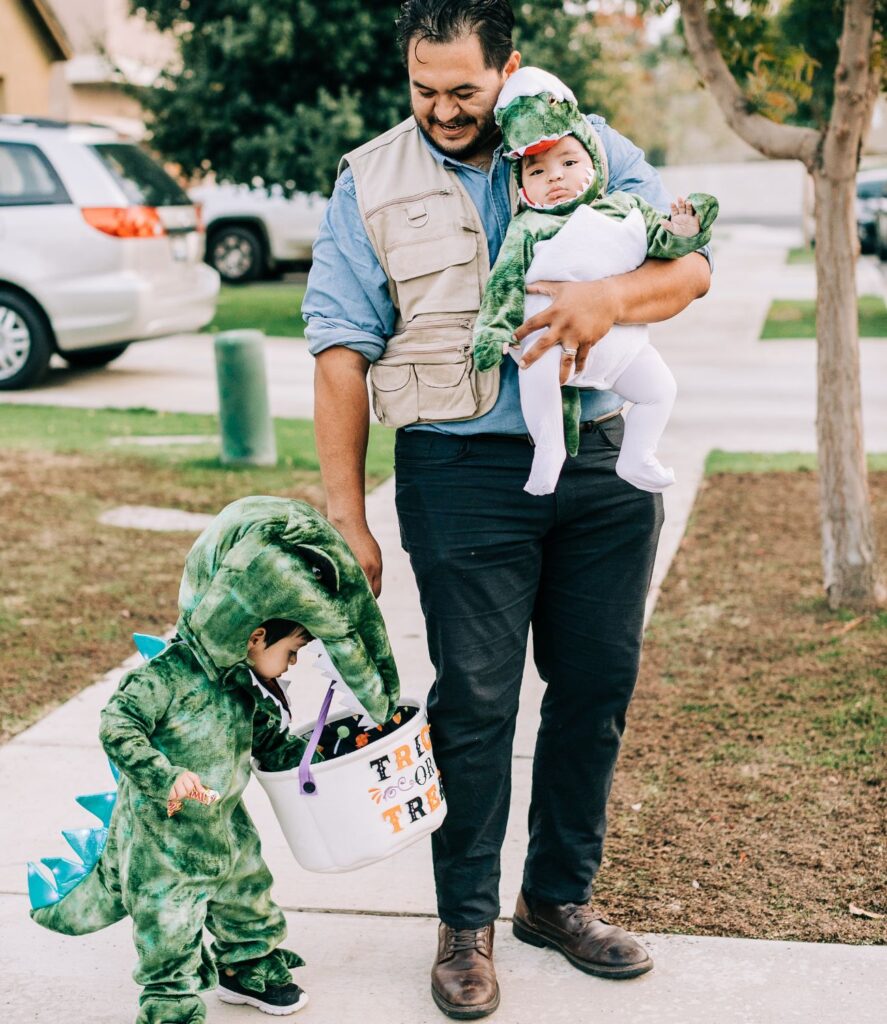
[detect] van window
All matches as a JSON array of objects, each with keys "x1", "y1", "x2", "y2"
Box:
[
  {"x1": 0, "y1": 143, "x2": 70, "y2": 206},
  {"x1": 92, "y1": 144, "x2": 190, "y2": 207}
]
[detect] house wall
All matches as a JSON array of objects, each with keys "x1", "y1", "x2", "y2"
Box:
[{"x1": 0, "y1": 0, "x2": 62, "y2": 115}]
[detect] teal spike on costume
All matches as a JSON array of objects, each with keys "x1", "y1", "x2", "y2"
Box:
[
  {"x1": 75, "y1": 791, "x2": 116, "y2": 828},
  {"x1": 133, "y1": 633, "x2": 168, "y2": 660},
  {"x1": 63, "y1": 826, "x2": 108, "y2": 867},
  {"x1": 108, "y1": 758, "x2": 120, "y2": 783},
  {"x1": 27, "y1": 862, "x2": 61, "y2": 910},
  {"x1": 41, "y1": 857, "x2": 88, "y2": 891}
]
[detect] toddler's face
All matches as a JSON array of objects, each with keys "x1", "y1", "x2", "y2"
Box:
[
  {"x1": 521, "y1": 135, "x2": 593, "y2": 206},
  {"x1": 249, "y1": 626, "x2": 313, "y2": 682}
]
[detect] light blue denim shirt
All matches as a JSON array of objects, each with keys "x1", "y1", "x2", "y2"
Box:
[{"x1": 303, "y1": 115, "x2": 711, "y2": 435}]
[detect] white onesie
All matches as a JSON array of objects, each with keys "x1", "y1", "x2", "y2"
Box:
[{"x1": 516, "y1": 204, "x2": 677, "y2": 495}]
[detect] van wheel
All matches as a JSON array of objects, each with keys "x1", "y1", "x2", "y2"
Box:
[
  {"x1": 0, "y1": 289, "x2": 52, "y2": 390},
  {"x1": 208, "y1": 225, "x2": 265, "y2": 283},
  {"x1": 64, "y1": 343, "x2": 130, "y2": 368}
]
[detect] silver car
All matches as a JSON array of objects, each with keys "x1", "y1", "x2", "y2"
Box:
[{"x1": 0, "y1": 116, "x2": 219, "y2": 389}]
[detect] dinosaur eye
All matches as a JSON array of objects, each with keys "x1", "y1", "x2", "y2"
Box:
[
  {"x1": 548, "y1": 95, "x2": 557, "y2": 105},
  {"x1": 295, "y1": 545, "x2": 339, "y2": 593}
]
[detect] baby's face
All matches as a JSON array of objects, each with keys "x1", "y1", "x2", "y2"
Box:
[{"x1": 521, "y1": 135, "x2": 593, "y2": 206}]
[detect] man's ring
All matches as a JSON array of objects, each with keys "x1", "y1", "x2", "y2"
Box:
[{"x1": 562, "y1": 347, "x2": 578, "y2": 359}]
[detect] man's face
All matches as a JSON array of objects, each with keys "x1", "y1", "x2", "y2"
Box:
[{"x1": 407, "y1": 33, "x2": 520, "y2": 162}]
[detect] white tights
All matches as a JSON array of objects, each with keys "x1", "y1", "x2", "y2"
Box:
[{"x1": 519, "y1": 343, "x2": 677, "y2": 495}]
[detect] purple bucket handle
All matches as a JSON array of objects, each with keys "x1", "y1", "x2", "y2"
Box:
[{"x1": 298, "y1": 682, "x2": 336, "y2": 796}]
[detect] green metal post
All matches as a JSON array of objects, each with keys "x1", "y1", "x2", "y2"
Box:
[{"x1": 214, "y1": 330, "x2": 278, "y2": 467}]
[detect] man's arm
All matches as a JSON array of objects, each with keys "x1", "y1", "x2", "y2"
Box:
[
  {"x1": 303, "y1": 170, "x2": 395, "y2": 596},
  {"x1": 514, "y1": 254, "x2": 710, "y2": 373},
  {"x1": 314, "y1": 346, "x2": 383, "y2": 596},
  {"x1": 516, "y1": 115, "x2": 712, "y2": 372}
]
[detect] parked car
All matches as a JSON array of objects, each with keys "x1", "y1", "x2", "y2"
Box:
[
  {"x1": 190, "y1": 182, "x2": 327, "y2": 284},
  {"x1": 856, "y1": 166, "x2": 887, "y2": 255},
  {"x1": 0, "y1": 116, "x2": 219, "y2": 389}
]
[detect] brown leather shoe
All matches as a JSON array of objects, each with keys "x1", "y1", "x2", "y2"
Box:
[
  {"x1": 431, "y1": 922, "x2": 500, "y2": 1019},
  {"x1": 513, "y1": 890, "x2": 653, "y2": 979}
]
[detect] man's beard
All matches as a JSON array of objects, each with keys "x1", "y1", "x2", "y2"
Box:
[{"x1": 414, "y1": 105, "x2": 501, "y2": 162}]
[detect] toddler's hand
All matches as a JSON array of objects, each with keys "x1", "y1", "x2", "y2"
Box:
[
  {"x1": 660, "y1": 196, "x2": 700, "y2": 237},
  {"x1": 169, "y1": 770, "x2": 205, "y2": 803},
  {"x1": 167, "y1": 771, "x2": 220, "y2": 817}
]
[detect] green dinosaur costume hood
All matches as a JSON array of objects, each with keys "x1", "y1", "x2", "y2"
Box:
[
  {"x1": 495, "y1": 66, "x2": 607, "y2": 216},
  {"x1": 176, "y1": 495, "x2": 399, "y2": 724}
]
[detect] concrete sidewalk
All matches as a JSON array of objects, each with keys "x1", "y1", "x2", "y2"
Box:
[{"x1": 2, "y1": 225, "x2": 886, "y2": 1022}]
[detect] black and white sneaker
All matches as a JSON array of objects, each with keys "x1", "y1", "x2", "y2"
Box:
[{"x1": 217, "y1": 973, "x2": 309, "y2": 1015}]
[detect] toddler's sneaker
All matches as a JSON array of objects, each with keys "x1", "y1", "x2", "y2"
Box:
[{"x1": 217, "y1": 972, "x2": 308, "y2": 1015}]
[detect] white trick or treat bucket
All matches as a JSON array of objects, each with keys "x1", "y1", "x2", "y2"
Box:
[{"x1": 253, "y1": 683, "x2": 447, "y2": 873}]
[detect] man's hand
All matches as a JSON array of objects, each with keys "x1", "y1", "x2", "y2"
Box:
[
  {"x1": 332, "y1": 517, "x2": 383, "y2": 597},
  {"x1": 514, "y1": 254, "x2": 711, "y2": 381},
  {"x1": 515, "y1": 279, "x2": 619, "y2": 381}
]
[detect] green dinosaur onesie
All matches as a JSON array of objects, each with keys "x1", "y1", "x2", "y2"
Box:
[
  {"x1": 29, "y1": 496, "x2": 400, "y2": 1024},
  {"x1": 473, "y1": 66, "x2": 718, "y2": 455}
]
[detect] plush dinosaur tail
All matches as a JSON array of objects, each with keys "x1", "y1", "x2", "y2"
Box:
[
  {"x1": 31, "y1": 862, "x2": 126, "y2": 935},
  {"x1": 27, "y1": 635, "x2": 169, "y2": 936},
  {"x1": 27, "y1": 759, "x2": 126, "y2": 935}
]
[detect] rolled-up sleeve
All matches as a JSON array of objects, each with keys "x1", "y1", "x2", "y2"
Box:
[
  {"x1": 591, "y1": 114, "x2": 713, "y2": 272},
  {"x1": 302, "y1": 169, "x2": 396, "y2": 363}
]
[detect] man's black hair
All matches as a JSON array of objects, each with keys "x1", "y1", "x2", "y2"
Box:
[
  {"x1": 396, "y1": 0, "x2": 515, "y2": 70},
  {"x1": 259, "y1": 619, "x2": 313, "y2": 647}
]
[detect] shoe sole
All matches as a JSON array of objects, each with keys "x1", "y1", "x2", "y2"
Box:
[
  {"x1": 512, "y1": 917, "x2": 653, "y2": 980},
  {"x1": 430, "y1": 982, "x2": 501, "y2": 1020},
  {"x1": 217, "y1": 989, "x2": 309, "y2": 1015}
]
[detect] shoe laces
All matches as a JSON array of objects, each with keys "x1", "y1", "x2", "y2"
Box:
[
  {"x1": 446, "y1": 926, "x2": 491, "y2": 957},
  {"x1": 564, "y1": 903, "x2": 606, "y2": 932}
]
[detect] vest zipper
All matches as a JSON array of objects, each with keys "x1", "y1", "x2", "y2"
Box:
[{"x1": 364, "y1": 188, "x2": 454, "y2": 220}]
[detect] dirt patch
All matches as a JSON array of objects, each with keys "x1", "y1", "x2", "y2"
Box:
[
  {"x1": 0, "y1": 449, "x2": 332, "y2": 741},
  {"x1": 597, "y1": 471, "x2": 886, "y2": 944}
]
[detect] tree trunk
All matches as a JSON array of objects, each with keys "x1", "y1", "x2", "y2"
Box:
[{"x1": 812, "y1": 170, "x2": 886, "y2": 608}]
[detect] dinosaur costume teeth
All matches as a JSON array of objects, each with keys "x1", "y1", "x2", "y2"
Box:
[{"x1": 28, "y1": 496, "x2": 401, "y2": 1023}]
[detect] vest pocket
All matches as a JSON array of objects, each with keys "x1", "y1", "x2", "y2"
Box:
[
  {"x1": 370, "y1": 325, "x2": 495, "y2": 427},
  {"x1": 386, "y1": 230, "x2": 480, "y2": 319}
]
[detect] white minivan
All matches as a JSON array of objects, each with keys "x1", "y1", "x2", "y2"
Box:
[{"x1": 0, "y1": 116, "x2": 220, "y2": 389}]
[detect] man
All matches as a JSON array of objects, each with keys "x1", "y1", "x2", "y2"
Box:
[{"x1": 304, "y1": 1, "x2": 711, "y2": 1018}]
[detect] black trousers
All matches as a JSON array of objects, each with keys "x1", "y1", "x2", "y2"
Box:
[{"x1": 394, "y1": 418, "x2": 664, "y2": 929}]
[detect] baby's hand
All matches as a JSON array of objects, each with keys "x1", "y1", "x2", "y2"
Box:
[{"x1": 660, "y1": 197, "x2": 700, "y2": 237}]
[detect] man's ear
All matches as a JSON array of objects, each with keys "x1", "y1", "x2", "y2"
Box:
[{"x1": 503, "y1": 50, "x2": 521, "y2": 79}]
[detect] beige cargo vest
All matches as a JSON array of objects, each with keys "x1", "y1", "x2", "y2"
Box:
[{"x1": 341, "y1": 117, "x2": 505, "y2": 427}]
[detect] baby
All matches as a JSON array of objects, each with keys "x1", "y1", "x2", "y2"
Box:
[{"x1": 473, "y1": 67, "x2": 718, "y2": 495}]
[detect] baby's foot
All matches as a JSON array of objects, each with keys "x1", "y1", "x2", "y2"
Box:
[
  {"x1": 661, "y1": 196, "x2": 700, "y2": 237},
  {"x1": 615, "y1": 451, "x2": 676, "y2": 493}
]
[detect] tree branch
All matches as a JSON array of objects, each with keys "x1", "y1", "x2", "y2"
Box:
[{"x1": 678, "y1": 0, "x2": 820, "y2": 168}]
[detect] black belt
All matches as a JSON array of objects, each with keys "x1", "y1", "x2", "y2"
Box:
[{"x1": 469, "y1": 407, "x2": 624, "y2": 446}]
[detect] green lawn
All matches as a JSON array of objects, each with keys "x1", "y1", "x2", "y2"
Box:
[
  {"x1": 204, "y1": 283, "x2": 307, "y2": 338},
  {"x1": 786, "y1": 246, "x2": 815, "y2": 265},
  {"x1": 760, "y1": 295, "x2": 887, "y2": 339},
  {"x1": 706, "y1": 450, "x2": 887, "y2": 474},
  {"x1": 0, "y1": 404, "x2": 394, "y2": 482}
]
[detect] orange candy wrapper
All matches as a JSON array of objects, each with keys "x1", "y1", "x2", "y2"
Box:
[{"x1": 167, "y1": 787, "x2": 221, "y2": 818}]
